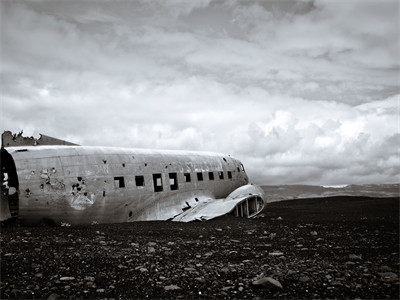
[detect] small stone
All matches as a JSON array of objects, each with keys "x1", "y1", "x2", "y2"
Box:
[
  {"x1": 148, "y1": 242, "x2": 157, "y2": 247},
  {"x1": 310, "y1": 231, "x2": 318, "y2": 236},
  {"x1": 47, "y1": 293, "x2": 59, "y2": 300},
  {"x1": 378, "y1": 272, "x2": 398, "y2": 282},
  {"x1": 195, "y1": 276, "x2": 206, "y2": 283},
  {"x1": 96, "y1": 288, "x2": 105, "y2": 293},
  {"x1": 164, "y1": 284, "x2": 181, "y2": 291},
  {"x1": 269, "y1": 251, "x2": 284, "y2": 256},
  {"x1": 299, "y1": 276, "x2": 310, "y2": 282},
  {"x1": 60, "y1": 277, "x2": 75, "y2": 281},
  {"x1": 220, "y1": 267, "x2": 229, "y2": 273},
  {"x1": 252, "y1": 277, "x2": 283, "y2": 289},
  {"x1": 148, "y1": 246, "x2": 156, "y2": 254},
  {"x1": 349, "y1": 254, "x2": 362, "y2": 260},
  {"x1": 380, "y1": 266, "x2": 393, "y2": 272},
  {"x1": 84, "y1": 276, "x2": 95, "y2": 282}
]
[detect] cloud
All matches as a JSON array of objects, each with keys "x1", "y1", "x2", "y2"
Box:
[{"x1": 1, "y1": 0, "x2": 399, "y2": 185}]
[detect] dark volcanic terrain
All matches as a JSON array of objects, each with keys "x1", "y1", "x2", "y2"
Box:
[{"x1": 1, "y1": 196, "x2": 399, "y2": 299}]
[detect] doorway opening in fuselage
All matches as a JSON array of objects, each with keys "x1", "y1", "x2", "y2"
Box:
[{"x1": 1, "y1": 148, "x2": 19, "y2": 221}]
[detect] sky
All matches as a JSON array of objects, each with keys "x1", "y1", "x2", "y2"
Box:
[{"x1": 0, "y1": 0, "x2": 399, "y2": 186}]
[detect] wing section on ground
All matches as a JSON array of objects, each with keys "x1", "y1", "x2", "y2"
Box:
[{"x1": 172, "y1": 184, "x2": 265, "y2": 222}]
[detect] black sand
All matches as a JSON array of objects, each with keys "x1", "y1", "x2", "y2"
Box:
[{"x1": 1, "y1": 196, "x2": 399, "y2": 299}]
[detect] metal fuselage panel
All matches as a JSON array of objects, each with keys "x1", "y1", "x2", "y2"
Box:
[{"x1": 8, "y1": 146, "x2": 249, "y2": 225}]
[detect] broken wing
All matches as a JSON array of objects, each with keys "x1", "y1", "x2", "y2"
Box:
[{"x1": 172, "y1": 184, "x2": 265, "y2": 222}]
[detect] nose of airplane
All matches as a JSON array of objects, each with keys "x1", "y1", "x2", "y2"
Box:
[{"x1": 243, "y1": 172, "x2": 249, "y2": 184}]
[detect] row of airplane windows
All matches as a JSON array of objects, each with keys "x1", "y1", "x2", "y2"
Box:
[{"x1": 113, "y1": 170, "x2": 234, "y2": 192}]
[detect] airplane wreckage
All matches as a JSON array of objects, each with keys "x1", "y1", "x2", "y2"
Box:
[{"x1": 1, "y1": 131, "x2": 265, "y2": 225}]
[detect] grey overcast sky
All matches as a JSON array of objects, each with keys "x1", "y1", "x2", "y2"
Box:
[{"x1": 1, "y1": 0, "x2": 399, "y2": 185}]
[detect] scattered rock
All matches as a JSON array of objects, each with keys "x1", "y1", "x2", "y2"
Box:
[
  {"x1": 47, "y1": 293, "x2": 59, "y2": 300},
  {"x1": 379, "y1": 265, "x2": 393, "y2": 272},
  {"x1": 269, "y1": 251, "x2": 284, "y2": 256},
  {"x1": 60, "y1": 277, "x2": 75, "y2": 281},
  {"x1": 299, "y1": 276, "x2": 310, "y2": 282},
  {"x1": 164, "y1": 284, "x2": 181, "y2": 291},
  {"x1": 378, "y1": 272, "x2": 399, "y2": 282},
  {"x1": 252, "y1": 277, "x2": 283, "y2": 289},
  {"x1": 1, "y1": 196, "x2": 398, "y2": 300},
  {"x1": 84, "y1": 276, "x2": 95, "y2": 282},
  {"x1": 348, "y1": 254, "x2": 362, "y2": 260}
]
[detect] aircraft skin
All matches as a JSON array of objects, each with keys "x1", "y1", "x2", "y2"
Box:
[{"x1": 1, "y1": 146, "x2": 265, "y2": 225}]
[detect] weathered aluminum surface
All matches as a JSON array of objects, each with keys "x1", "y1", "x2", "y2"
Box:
[
  {"x1": 1, "y1": 146, "x2": 264, "y2": 225},
  {"x1": 171, "y1": 184, "x2": 265, "y2": 222}
]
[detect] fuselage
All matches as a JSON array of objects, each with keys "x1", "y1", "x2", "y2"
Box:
[{"x1": 2, "y1": 146, "x2": 253, "y2": 225}]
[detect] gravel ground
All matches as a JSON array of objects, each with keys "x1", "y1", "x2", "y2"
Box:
[{"x1": 1, "y1": 196, "x2": 399, "y2": 299}]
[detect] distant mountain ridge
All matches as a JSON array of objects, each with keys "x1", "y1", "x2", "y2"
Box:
[{"x1": 261, "y1": 183, "x2": 399, "y2": 203}]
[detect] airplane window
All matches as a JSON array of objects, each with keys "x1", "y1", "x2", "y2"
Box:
[
  {"x1": 135, "y1": 176, "x2": 144, "y2": 187},
  {"x1": 169, "y1": 173, "x2": 178, "y2": 190},
  {"x1": 218, "y1": 171, "x2": 224, "y2": 180},
  {"x1": 152, "y1": 174, "x2": 163, "y2": 192},
  {"x1": 114, "y1": 176, "x2": 125, "y2": 188},
  {"x1": 228, "y1": 171, "x2": 232, "y2": 179},
  {"x1": 240, "y1": 164, "x2": 245, "y2": 171},
  {"x1": 184, "y1": 173, "x2": 191, "y2": 182},
  {"x1": 197, "y1": 172, "x2": 203, "y2": 181},
  {"x1": 208, "y1": 172, "x2": 214, "y2": 180}
]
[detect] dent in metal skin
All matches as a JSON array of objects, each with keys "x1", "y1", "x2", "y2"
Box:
[{"x1": 2, "y1": 146, "x2": 265, "y2": 225}]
